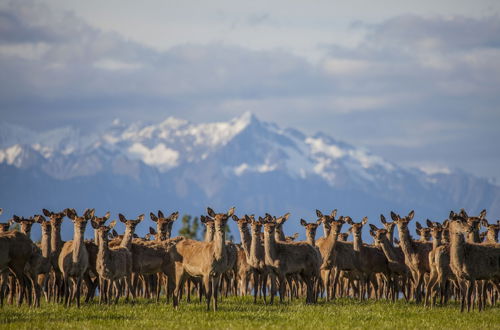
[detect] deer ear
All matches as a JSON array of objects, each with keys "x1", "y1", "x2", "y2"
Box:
[
  {"x1": 91, "y1": 219, "x2": 100, "y2": 229},
  {"x1": 283, "y1": 212, "x2": 290, "y2": 220},
  {"x1": 394, "y1": 238, "x2": 400, "y2": 245},
  {"x1": 416, "y1": 222, "x2": 422, "y2": 230},
  {"x1": 292, "y1": 233, "x2": 299, "y2": 239},
  {"x1": 227, "y1": 207, "x2": 235, "y2": 217},
  {"x1": 207, "y1": 207, "x2": 216, "y2": 218},
  {"x1": 231, "y1": 215, "x2": 239, "y2": 222},
  {"x1": 170, "y1": 212, "x2": 179, "y2": 221},
  {"x1": 443, "y1": 220, "x2": 450, "y2": 229},
  {"x1": 65, "y1": 208, "x2": 76, "y2": 220},
  {"x1": 244, "y1": 215, "x2": 251, "y2": 222},
  {"x1": 109, "y1": 220, "x2": 116, "y2": 229},
  {"x1": 345, "y1": 217, "x2": 353, "y2": 225},
  {"x1": 330, "y1": 209, "x2": 337, "y2": 218},
  {"x1": 35, "y1": 215, "x2": 46, "y2": 224},
  {"x1": 426, "y1": 219, "x2": 433, "y2": 227},
  {"x1": 479, "y1": 209, "x2": 487, "y2": 220},
  {"x1": 408, "y1": 210, "x2": 415, "y2": 220},
  {"x1": 449, "y1": 211, "x2": 455, "y2": 219},
  {"x1": 150, "y1": 213, "x2": 157, "y2": 222},
  {"x1": 380, "y1": 214, "x2": 386, "y2": 224},
  {"x1": 316, "y1": 209, "x2": 323, "y2": 218},
  {"x1": 158, "y1": 210, "x2": 164, "y2": 218},
  {"x1": 390, "y1": 212, "x2": 398, "y2": 222},
  {"x1": 300, "y1": 219, "x2": 307, "y2": 226},
  {"x1": 137, "y1": 214, "x2": 145, "y2": 221},
  {"x1": 149, "y1": 227, "x2": 156, "y2": 235},
  {"x1": 13, "y1": 215, "x2": 21, "y2": 223},
  {"x1": 43, "y1": 209, "x2": 51, "y2": 217},
  {"x1": 87, "y1": 209, "x2": 95, "y2": 220},
  {"x1": 362, "y1": 217, "x2": 368, "y2": 225},
  {"x1": 104, "y1": 212, "x2": 111, "y2": 220},
  {"x1": 369, "y1": 224, "x2": 378, "y2": 231},
  {"x1": 119, "y1": 214, "x2": 127, "y2": 223}
]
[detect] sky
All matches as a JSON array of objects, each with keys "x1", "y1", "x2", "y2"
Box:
[{"x1": 1, "y1": 0, "x2": 500, "y2": 182}]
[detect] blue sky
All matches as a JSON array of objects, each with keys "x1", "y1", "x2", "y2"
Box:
[{"x1": 1, "y1": 0, "x2": 500, "y2": 181}]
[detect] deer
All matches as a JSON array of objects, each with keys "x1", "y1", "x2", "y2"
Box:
[
  {"x1": 150, "y1": 211, "x2": 179, "y2": 241},
  {"x1": 262, "y1": 215, "x2": 321, "y2": 304},
  {"x1": 415, "y1": 221, "x2": 432, "y2": 242},
  {"x1": 480, "y1": 219, "x2": 499, "y2": 244},
  {"x1": 380, "y1": 214, "x2": 396, "y2": 243},
  {"x1": 391, "y1": 210, "x2": 433, "y2": 303},
  {"x1": 0, "y1": 230, "x2": 35, "y2": 307},
  {"x1": 12, "y1": 215, "x2": 36, "y2": 239},
  {"x1": 232, "y1": 215, "x2": 253, "y2": 296},
  {"x1": 58, "y1": 208, "x2": 94, "y2": 307},
  {"x1": 171, "y1": 207, "x2": 235, "y2": 311},
  {"x1": 300, "y1": 219, "x2": 321, "y2": 246},
  {"x1": 42, "y1": 208, "x2": 66, "y2": 303},
  {"x1": 423, "y1": 219, "x2": 446, "y2": 306},
  {"x1": 34, "y1": 215, "x2": 52, "y2": 303},
  {"x1": 346, "y1": 217, "x2": 391, "y2": 301},
  {"x1": 447, "y1": 211, "x2": 500, "y2": 312},
  {"x1": 369, "y1": 223, "x2": 411, "y2": 302},
  {"x1": 91, "y1": 219, "x2": 134, "y2": 304}
]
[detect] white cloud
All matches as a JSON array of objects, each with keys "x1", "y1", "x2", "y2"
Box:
[{"x1": 128, "y1": 143, "x2": 179, "y2": 171}]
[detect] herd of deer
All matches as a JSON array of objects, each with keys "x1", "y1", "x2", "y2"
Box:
[{"x1": 0, "y1": 206, "x2": 499, "y2": 312}]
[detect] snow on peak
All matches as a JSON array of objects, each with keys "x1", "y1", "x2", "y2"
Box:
[{"x1": 128, "y1": 143, "x2": 179, "y2": 172}]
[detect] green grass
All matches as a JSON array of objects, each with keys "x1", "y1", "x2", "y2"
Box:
[{"x1": 0, "y1": 296, "x2": 499, "y2": 329}]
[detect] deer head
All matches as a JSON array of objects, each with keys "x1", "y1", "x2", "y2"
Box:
[
  {"x1": 65, "y1": 208, "x2": 94, "y2": 232},
  {"x1": 316, "y1": 209, "x2": 337, "y2": 236},
  {"x1": 415, "y1": 221, "x2": 431, "y2": 241},
  {"x1": 300, "y1": 218, "x2": 321, "y2": 243},
  {"x1": 91, "y1": 219, "x2": 117, "y2": 242},
  {"x1": 345, "y1": 216, "x2": 368, "y2": 241},
  {"x1": 35, "y1": 214, "x2": 52, "y2": 235},
  {"x1": 150, "y1": 210, "x2": 179, "y2": 240},
  {"x1": 12, "y1": 215, "x2": 36, "y2": 235},
  {"x1": 206, "y1": 207, "x2": 234, "y2": 237},
  {"x1": 119, "y1": 213, "x2": 144, "y2": 231},
  {"x1": 369, "y1": 224, "x2": 388, "y2": 246},
  {"x1": 391, "y1": 210, "x2": 415, "y2": 231},
  {"x1": 43, "y1": 208, "x2": 66, "y2": 228}
]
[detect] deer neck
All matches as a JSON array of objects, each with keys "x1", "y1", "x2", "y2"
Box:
[
  {"x1": 205, "y1": 226, "x2": 215, "y2": 242},
  {"x1": 250, "y1": 230, "x2": 262, "y2": 265},
  {"x1": 379, "y1": 236, "x2": 400, "y2": 263},
  {"x1": 449, "y1": 230, "x2": 466, "y2": 268},
  {"x1": 166, "y1": 222, "x2": 173, "y2": 240},
  {"x1": 51, "y1": 224, "x2": 62, "y2": 252},
  {"x1": 432, "y1": 235, "x2": 442, "y2": 250},
  {"x1": 306, "y1": 231, "x2": 315, "y2": 246},
  {"x1": 41, "y1": 229, "x2": 51, "y2": 258},
  {"x1": 21, "y1": 225, "x2": 32, "y2": 239},
  {"x1": 97, "y1": 232, "x2": 110, "y2": 264},
  {"x1": 213, "y1": 228, "x2": 226, "y2": 261},
  {"x1": 72, "y1": 225, "x2": 86, "y2": 264},
  {"x1": 263, "y1": 229, "x2": 278, "y2": 266},
  {"x1": 387, "y1": 228, "x2": 395, "y2": 243},
  {"x1": 323, "y1": 223, "x2": 331, "y2": 238},
  {"x1": 275, "y1": 224, "x2": 286, "y2": 241},
  {"x1": 353, "y1": 233, "x2": 363, "y2": 251},
  {"x1": 120, "y1": 225, "x2": 134, "y2": 250},
  {"x1": 238, "y1": 226, "x2": 252, "y2": 258},
  {"x1": 156, "y1": 224, "x2": 167, "y2": 242},
  {"x1": 397, "y1": 225, "x2": 414, "y2": 257},
  {"x1": 467, "y1": 231, "x2": 480, "y2": 243}
]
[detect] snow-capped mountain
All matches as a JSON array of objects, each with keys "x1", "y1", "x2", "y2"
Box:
[{"x1": 1, "y1": 112, "x2": 499, "y2": 240}]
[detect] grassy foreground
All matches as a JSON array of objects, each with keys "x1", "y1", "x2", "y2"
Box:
[{"x1": 0, "y1": 296, "x2": 499, "y2": 329}]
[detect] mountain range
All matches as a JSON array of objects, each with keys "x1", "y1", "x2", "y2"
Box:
[{"x1": 1, "y1": 112, "x2": 499, "y2": 241}]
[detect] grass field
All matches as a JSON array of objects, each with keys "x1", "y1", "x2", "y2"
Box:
[{"x1": 0, "y1": 297, "x2": 499, "y2": 329}]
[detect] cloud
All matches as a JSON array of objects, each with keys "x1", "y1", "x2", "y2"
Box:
[{"x1": 0, "y1": 1, "x2": 499, "y2": 180}]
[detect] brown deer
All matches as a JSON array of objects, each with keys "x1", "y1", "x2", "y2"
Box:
[
  {"x1": 415, "y1": 221, "x2": 432, "y2": 242},
  {"x1": 262, "y1": 215, "x2": 321, "y2": 304},
  {"x1": 300, "y1": 219, "x2": 321, "y2": 246},
  {"x1": 58, "y1": 208, "x2": 93, "y2": 307},
  {"x1": 346, "y1": 217, "x2": 391, "y2": 301},
  {"x1": 369, "y1": 223, "x2": 410, "y2": 302},
  {"x1": 34, "y1": 215, "x2": 52, "y2": 302},
  {"x1": 171, "y1": 207, "x2": 235, "y2": 311},
  {"x1": 12, "y1": 215, "x2": 36, "y2": 239},
  {"x1": 150, "y1": 211, "x2": 179, "y2": 241},
  {"x1": 42, "y1": 208, "x2": 66, "y2": 302},
  {"x1": 391, "y1": 210, "x2": 432, "y2": 303},
  {"x1": 447, "y1": 211, "x2": 500, "y2": 312},
  {"x1": 0, "y1": 230, "x2": 35, "y2": 306},
  {"x1": 380, "y1": 214, "x2": 396, "y2": 243},
  {"x1": 423, "y1": 219, "x2": 445, "y2": 306},
  {"x1": 480, "y1": 219, "x2": 499, "y2": 244},
  {"x1": 91, "y1": 219, "x2": 134, "y2": 304}
]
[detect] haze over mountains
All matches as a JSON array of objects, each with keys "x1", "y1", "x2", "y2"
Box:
[{"x1": 1, "y1": 112, "x2": 498, "y2": 241}]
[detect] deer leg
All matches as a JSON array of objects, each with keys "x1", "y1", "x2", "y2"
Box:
[{"x1": 212, "y1": 274, "x2": 220, "y2": 312}]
